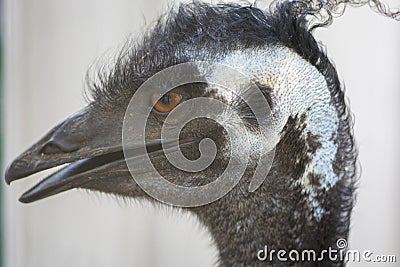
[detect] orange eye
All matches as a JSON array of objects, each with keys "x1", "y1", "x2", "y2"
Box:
[{"x1": 151, "y1": 92, "x2": 182, "y2": 113}]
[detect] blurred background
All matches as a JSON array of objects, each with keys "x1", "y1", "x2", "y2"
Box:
[{"x1": 0, "y1": 0, "x2": 399, "y2": 266}]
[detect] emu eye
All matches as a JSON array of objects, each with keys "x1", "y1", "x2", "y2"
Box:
[{"x1": 151, "y1": 92, "x2": 182, "y2": 113}]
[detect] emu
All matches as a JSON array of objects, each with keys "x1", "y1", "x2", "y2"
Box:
[{"x1": 4, "y1": 1, "x2": 398, "y2": 266}]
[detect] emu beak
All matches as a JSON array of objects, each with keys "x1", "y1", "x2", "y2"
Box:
[
  {"x1": 4, "y1": 107, "x2": 125, "y2": 202},
  {"x1": 4, "y1": 106, "x2": 188, "y2": 203}
]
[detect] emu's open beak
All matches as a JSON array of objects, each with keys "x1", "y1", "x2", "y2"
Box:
[
  {"x1": 4, "y1": 106, "x2": 184, "y2": 203},
  {"x1": 4, "y1": 107, "x2": 126, "y2": 202}
]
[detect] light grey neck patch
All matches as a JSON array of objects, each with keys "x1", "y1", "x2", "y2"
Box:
[{"x1": 194, "y1": 45, "x2": 340, "y2": 221}]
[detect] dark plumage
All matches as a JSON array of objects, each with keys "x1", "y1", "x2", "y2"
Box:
[{"x1": 4, "y1": 1, "x2": 398, "y2": 266}]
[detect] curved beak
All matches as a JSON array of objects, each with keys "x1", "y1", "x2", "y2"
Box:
[
  {"x1": 4, "y1": 106, "x2": 127, "y2": 202},
  {"x1": 4, "y1": 105, "x2": 195, "y2": 203}
]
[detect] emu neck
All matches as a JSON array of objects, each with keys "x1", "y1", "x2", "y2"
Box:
[
  {"x1": 193, "y1": 172, "x2": 343, "y2": 266},
  {"x1": 191, "y1": 113, "x2": 349, "y2": 266}
]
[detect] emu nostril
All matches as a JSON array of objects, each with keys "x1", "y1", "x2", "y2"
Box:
[{"x1": 41, "y1": 141, "x2": 76, "y2": 155}]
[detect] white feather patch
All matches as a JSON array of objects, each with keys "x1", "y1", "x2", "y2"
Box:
[{"x1": 194, "y1": 45, "x2": 340, "y2": 221}]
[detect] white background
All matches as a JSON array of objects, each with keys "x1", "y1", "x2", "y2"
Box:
[{"x1": 1, "y1": 0, "x2": 399, "y2": 266}]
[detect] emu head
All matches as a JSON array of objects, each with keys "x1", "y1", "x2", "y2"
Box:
[
  {"x1": 6, "y1": 1, "x2": 397, "y2": 265},
  {"x1": 5, "y1": 2, "x2": 347, "y2": 207}
]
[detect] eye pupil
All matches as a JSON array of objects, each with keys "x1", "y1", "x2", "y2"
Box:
[
  {"x1": 161, "y1": 94, "x2": 171, "y2": 105},
  {"x1": 151, "y1": 92, "x2": 182, "y2": 113}
]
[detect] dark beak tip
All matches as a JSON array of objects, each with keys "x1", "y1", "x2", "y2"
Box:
[
  {"x1": 4, "y1": 177, "x2": 12, "y2": 186},
  {"x1": 4, "y1": 155, "x2": 41, "y2": 185},
  {"x1": 4, "y1": 157, "x2": 29, "y2": 185},
  {"x1": 18, "y1": 194, "x2": 30, "y2": 203},
  {"x1": 18, "y1": 188, "x2": 41, "y2": 204},
  {"x1": 4, "y1": 162, "x2": 18, "y2": 185},
  {"x1": 18, "y1": 192, "x2": 38, "y2": 204}
]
